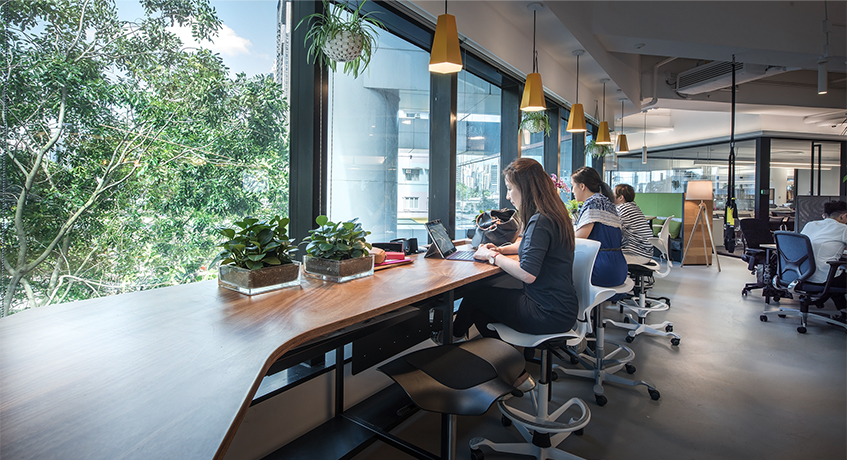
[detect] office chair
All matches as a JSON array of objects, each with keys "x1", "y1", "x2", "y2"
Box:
[
  {"x1": 605, "y1": 216, "x2": 681, "y2": 346},
  {"x1": 760, "y1": 231, "x2": 847, "y2": 334},
  {"x1": 378, "y1": 337, "x2": 526, "y2": 460},
  {"x1": 552, "y1": 242, "x2": 659, "y2": 406},
  {"x1": 739, "y1": 218, "x2": 786, "y2": 303},
  {"x1": 469, "y1": 239, "x2": 606, "y2": 460}
]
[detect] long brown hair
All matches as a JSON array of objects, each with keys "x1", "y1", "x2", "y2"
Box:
[{"x1": 503, "y1": 158, "x2": 575, "y2": 248}]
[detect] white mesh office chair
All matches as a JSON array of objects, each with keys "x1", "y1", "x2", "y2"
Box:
[
  {"x1": 469, "y1": 239, "x2": 610, "y2": 460},
  {"x1": 605, "y1": 216, "x2": 681, "y2": 346}
]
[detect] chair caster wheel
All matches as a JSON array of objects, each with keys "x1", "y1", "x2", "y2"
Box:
[
  {"x1": 471, "y1": 448, "x2": 484, "y2": 460},
  {"x1": 649, "y1": 389, "x2": 661, "y2": 400},
  {"x1": 760, "y1": 315, "x2": 768, "y2": 322},
  {"x1": 773, "y1": 296, "x2": 780, "y2": 302},
  {"x1": 501, "y1": 415, "x2": 512, "y2": 427},
  {"x1": 797, "y1": 326, "x2": 807, "y2": 334},
  {"x1": 595, "y1": 394, "x2": 608, "y2": 406},
  {"x1": 742, "y1": 290, "x2": 748, "y2": 296},
  {"x1": 671, "y1": 338, "x2": 680, "y2": 346},
  {"x1": 665, "y1": 325, "x2": 673, "y2": 332},
  {"x1": 625, "y1": 335, "x2": 634, "y2": 343},
  {"x1": 570, "y1": 355, "x2": 579, "y2": 365},
  {"x1": 625, "y1": 363, "x2": 636, "y2": 374},
  {"x1": 575, "y1": 428, "x2": 584, "y2": 436},
  {"x1": 623, "y1": 316, "x2": 631, "y2": 323},
  {"x1": 778, "y1": 314, "x2": 786, "y2": 318}
]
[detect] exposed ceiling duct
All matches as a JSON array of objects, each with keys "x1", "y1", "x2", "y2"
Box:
[{"x1": 675, "y1": 61, "x2": 792, "y2": 95}]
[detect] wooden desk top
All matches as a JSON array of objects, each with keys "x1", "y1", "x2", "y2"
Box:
[{"x1": 0, "y1": 254, "x2": 500, "y2": 460}]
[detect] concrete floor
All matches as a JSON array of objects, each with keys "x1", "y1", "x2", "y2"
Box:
[{"x1": 353, "y1": 256, "x2": 847, "y2": 460}]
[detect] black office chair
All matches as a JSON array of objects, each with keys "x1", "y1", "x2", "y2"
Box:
[
  {"x1": 739, "y1": 218, "x2": 784, "y2": 303},
  {"x1": 759, "y1": 231, "x2": 847, "y2": 333},
  {"x1": 376, "y1": 338, "x2": 526, "y2": 459}
]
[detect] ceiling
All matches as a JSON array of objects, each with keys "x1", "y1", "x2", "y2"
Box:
[{"x1": 402, "y1": 1, "x2": 847, "y2": 149}]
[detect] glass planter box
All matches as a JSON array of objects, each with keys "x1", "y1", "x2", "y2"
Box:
[
  {"x1": 218, "y1": 262, "x2": 301, "y2": 295},
  {"x1": 303, "y1": 255, "x2": 374, "y2": 283}
]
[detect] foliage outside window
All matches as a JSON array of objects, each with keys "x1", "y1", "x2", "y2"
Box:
[{"x1": 1, "y1": 0, "x2": 289, "y2": 316}]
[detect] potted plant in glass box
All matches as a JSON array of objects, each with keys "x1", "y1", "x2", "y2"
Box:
[
  {"x1": 302, "y1": 215, "x2": 374, "y2": 282},
  {"x1": 214, "y1": 216, "x2": 300, "y2": 295}
]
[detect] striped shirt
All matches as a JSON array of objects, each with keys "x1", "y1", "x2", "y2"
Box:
[{"x1": 616, "y1": 202, "x2": 655, "y2": 260}]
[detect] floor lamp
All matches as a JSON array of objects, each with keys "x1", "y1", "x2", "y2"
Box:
[{"x1": 681, "y1": 180, "x2": 721, "y2": 271}]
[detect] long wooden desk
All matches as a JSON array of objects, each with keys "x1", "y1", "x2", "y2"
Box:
[{"x1": 0, "y1": 253, "x2": 501, "y2": 460}]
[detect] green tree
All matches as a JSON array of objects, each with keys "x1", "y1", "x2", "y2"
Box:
[{"x1": 1, "y1": 0, "x2": 289, "y2": 316}]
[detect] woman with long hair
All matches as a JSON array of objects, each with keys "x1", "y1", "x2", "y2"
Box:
[
  {"x1": 571, "y1": 166, "x2": 628, "y2": 287},
  {"x1": 451, "y1": 158, "x2": 579, "y2": 341}
]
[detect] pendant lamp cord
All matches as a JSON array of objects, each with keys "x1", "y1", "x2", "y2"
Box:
[
  {"x1": 532, "y1": 10, "x2": 538, "y2": 73},
  {"x1": 444, "y1": 0, "x2": 447, "y2": 14},
  {"x1": 575, "y1": 53, "x2": 579, "y2": 103},
  {"x1": 620, "y1": 100, "x2": 624, "y2": 134},
  {"x1": 602, "y1": 81, "x2": 606, "y2": 121}
]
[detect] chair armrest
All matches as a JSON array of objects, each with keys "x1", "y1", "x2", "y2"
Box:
[{"x1": 821, "y1": 260, "x2": 847, "y2": 297}]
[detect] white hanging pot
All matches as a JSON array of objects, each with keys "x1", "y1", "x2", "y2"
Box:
[
  {"x1": 322, "y1": 30, "x2": 365, "y2": 63},
  {"x1": 523, "y1": 118, "x2": 545, "y2": 134}
]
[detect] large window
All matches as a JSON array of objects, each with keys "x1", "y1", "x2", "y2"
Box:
[
  {"x1": 2, "y1": 1, "x2": 288, "y2": 315},
  {"x1": 455, "y1": 71, "x2": 502, "y2": 238},
  {"x1": 327, "y1": 26, "x2": 431, "y2": 244}
]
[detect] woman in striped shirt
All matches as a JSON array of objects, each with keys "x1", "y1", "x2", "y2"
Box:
[{"x1": 614, "y1": 184, "x2": 655, "y2": 265}]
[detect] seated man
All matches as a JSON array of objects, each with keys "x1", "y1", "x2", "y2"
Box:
[
  {"x1": 801, "y1": 200, "x2": 847, "y2": 316},
  {"x1": 614, "y1": 184, "x2": 655, "y2": 265}
]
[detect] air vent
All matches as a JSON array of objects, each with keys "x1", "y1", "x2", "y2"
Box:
[{"x1": 676, "y1": 61, "x2": 785, "y2": 95}]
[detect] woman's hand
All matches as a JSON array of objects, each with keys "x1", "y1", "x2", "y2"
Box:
[{"x1": 473, "y1": 245, "x2": 496, "y2": 261}]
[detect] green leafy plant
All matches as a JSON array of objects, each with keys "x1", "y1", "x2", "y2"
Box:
[
  {"x1": 565, "y1": 199, "x2": 582, "y2": 219},
  {"x1": 297, "y1": 0, "x2": 385, "y2": 78},
  {"x1": 585, "y1": 137, "x2": 613, "y2": 158},
  {"x1": 215, "y1": 216, "x2": 297, "y2": 270},
  {"x1": 303, "y1": 215, "x2": 372, "y2": 260},
  {"x1": 520, "y1": 111, "x2": 551, "y2": 137}
]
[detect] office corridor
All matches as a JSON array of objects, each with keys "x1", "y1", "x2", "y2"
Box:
[{"x1": 354, "y1": 256, "x2": 847, "y2": 460}]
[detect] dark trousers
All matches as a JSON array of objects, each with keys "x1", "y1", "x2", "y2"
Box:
[
  {"x1": 453, "y1": 285, "x2": 576, "y2": 339},
  {"x1": 811, "y1": 271, "x2": 846, "y2": 311}
]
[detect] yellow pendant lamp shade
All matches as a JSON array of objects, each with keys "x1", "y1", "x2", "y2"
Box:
[
  {"x1": 521, "y1": 72, "x2": 546, "y2": 112},
  {"x1": 429, "y1": 14, "x2": 463, "y2": 74},
  {"x1": 566, "y1": 103, "x2": 587, "y2": 132},
  {"x1": 616, "y1": 133, "x2": 630, "y2": 153},
  {"x1": 596, "y1": 121, "x2": 612, "y2": 144}
]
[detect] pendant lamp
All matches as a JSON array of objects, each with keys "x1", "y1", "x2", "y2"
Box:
[
  {"x1": 616, "y1": 99, "x2": 629, "y2": 153},
  {"x1": 520, "y1": 3, "x2": 546, "y2": 112},
  {"x1": 596, "y1": 78, "x2": 612, "y2": 144},
  {"x1": 566, "y1": 50, "x2": 587, "y2": 132},
  {"x1": 429, "y1": 0, "x2": 463, "y2": 74}
]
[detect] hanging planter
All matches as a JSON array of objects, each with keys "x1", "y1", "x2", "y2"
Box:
[
  {"x1": 298, "y1": 0, "x2": 385, "y2": 78},
  {"x1": 586, "y1": 137, "x2": 613, "y2": 158},
  {"x1": 322, "y1": 30, "x2": 364, "y2": 62},
  {"x1": 520, "y1": 111, "x2": 551, "y2": 136}
]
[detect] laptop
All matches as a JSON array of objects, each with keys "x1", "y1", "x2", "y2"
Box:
[{"x1": 424, "y1": 220, "x2": 478, "y2": 261}]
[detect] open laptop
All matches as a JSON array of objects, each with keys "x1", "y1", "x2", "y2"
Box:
[{"x1": 424, "y1": 220, "x2": 478, "y2": 261}]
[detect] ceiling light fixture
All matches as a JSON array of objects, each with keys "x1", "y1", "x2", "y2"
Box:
[
  {"x1": 818, "y1": 1, "x2": 830, "y2": 94},
  {"x1": 566, "y1": 49, "x2": 587, "y2": 132},
  {"x1": 429, "y1": 0, "x2": 463, "y2": 74},
  {"x1": 616, "y1": 99, "x2": 629, "y2": 153},
  {"x1": 520, "y1": 3, "x2": 546, "y2": 112},
  {"x1": 596, "y1": 79, "x2": 612, "y2": 144}
]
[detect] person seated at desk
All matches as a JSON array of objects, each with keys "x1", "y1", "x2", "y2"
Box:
[
  {"x1": 801, "y1": 200, "x2": 847, "y2": 317},
  {"x1": 614, "y1": 183, "x2": 655, "y2": 266},
  {"x1": 570, "y1": 167, "x2": 628, "y2": 287},
  {"x1": 451, "y1": 158, "x2": 579, "y2": 341}
]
